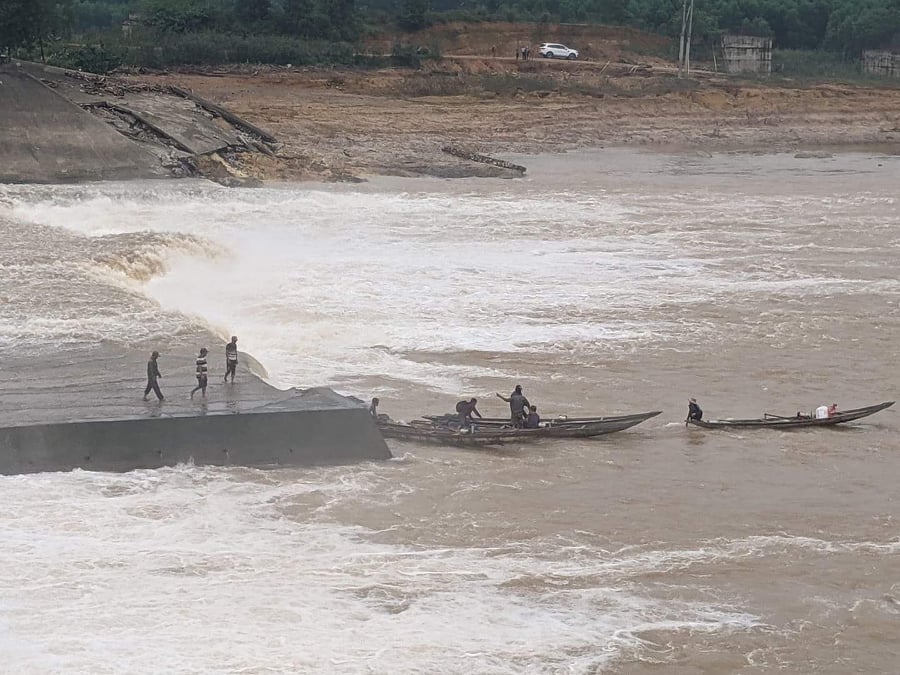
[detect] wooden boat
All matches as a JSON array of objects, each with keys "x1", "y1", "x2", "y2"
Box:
[
  {"x1": 379, "y1": 411, "x2": 661, "y2": 446},
  {"x1": 422, "y1": 412, "x2": 643, "y2": 430},
  {"x1": 687, "y1": 401, "x2": 894, "y2": 430}
]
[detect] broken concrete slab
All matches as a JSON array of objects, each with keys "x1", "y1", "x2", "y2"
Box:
[
  {"x1": 0, "y1": 65, "x2": 168, "y2": 183},
  {"x1": 1, "y1": 60, "x2": 278, "y2": 184}
]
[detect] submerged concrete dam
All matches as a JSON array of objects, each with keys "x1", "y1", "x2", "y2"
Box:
[{"x1": 0, "y1": 387, "x2": 390, "y2": 475}]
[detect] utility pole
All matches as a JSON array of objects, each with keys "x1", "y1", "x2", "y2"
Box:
[{"x1": 678, "y1": 0, "x2": 695, "y2": 77}]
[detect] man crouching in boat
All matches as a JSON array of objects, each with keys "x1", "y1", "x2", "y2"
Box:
[
  {"x1": 524, "y1": 405, "x2": 541, "y2": 429},
  {"x1": 455, "y1": 398, "x2": 482, "y2": 431},
  {"x1": 687, "y1": 398, "x2": 703, "y2": 421}
]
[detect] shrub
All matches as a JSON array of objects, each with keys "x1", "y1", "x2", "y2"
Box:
[
  {"x1": 49, "y1": 43, "x2": 123, "y2": 73},
  {"x1": 118, "y1": 31, "x2": 356, "y2": 67}
]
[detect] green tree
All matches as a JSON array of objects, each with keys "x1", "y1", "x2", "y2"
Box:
[
  {"x1": 142, "y1": 0, "x2": 211, "y2": 32},
  {"x1": 825, "y1": 0, "x2": 900, "y2": 52},
  {"x1": 0, "y1": 0, "x2": 71, "y2": 58},
  {"x1": 0, "y1": 0, "x2": 33, "y2": 53},
  {"x1": 399, "y1": 0, "x2": 429, "y2": 30},
  {"x1": 282, "y1": 0, "x2": 320, "y2": 36},
  {"x1": 234, "y1": 0, "x2": 270, "y2": 23}
]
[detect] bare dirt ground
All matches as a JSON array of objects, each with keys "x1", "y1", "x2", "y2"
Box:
[{"x1": 126, "y1": 24, "x2": 900, "y2": 181}]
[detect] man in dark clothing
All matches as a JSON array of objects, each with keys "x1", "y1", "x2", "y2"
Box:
[
  {"x1": 687, "y1": 398, "x2": 703, "y2": 421},
  {"x1": 369, "y1": 397, "x2": 380, "y2": 419},
  {"x1": 191, "y1": 347, "x2": 209, "y2": 399},
  {"x1": 497, "y1": 385, "x2": 530, "y2": 428},
  {"x1": 224, "y1": 336, "x2": 238, "y2": 383},
  {"x1": 524, "y1": 405, "x2": 541, "y2": 429},
  {"x1": 143, "y1": 351, "x2": 164, "y2": 401},
  {"x1": 455, "y1": 397, "x2": 482, "y2": 429}
]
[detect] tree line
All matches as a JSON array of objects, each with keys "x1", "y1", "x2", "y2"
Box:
[{"x1": 3, "y1": 0, "x2": 899, "y2": 66}]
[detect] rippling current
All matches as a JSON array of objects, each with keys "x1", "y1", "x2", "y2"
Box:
[{"x1": 0, "y1": 149, "x2": 898, "y2": 673}]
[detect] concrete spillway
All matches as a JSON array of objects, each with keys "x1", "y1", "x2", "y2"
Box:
[
  {"x1": 0, "y1": 388, "x2": 391, "y2": 475},
  {"x1": 0, "y1": 64, "x2": 166, "y2": 183}
]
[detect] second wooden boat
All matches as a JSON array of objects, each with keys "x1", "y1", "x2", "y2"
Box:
[{"x1": 687, "y1": 401, "x2": 894, "y2": 430}]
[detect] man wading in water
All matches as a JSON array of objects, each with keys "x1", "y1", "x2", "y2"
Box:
[
  {"x1": 224, "y1": 336, "x2": 238, "y2": 383},
  {"x1": 143, "y1": 351, "x2": 164, "y2": 402}
]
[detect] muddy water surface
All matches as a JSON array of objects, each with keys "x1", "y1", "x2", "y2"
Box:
[{"x1": 0, "y1": 148, "x2": 897, "y2": 673}]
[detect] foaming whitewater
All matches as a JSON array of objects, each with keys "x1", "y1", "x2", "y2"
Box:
[
  {"x1": 7, "y1": 179, "x2": 700, "y2": 390},
  {"x1": 8, "y1": 153, "x2": 897, "y2": 392},
  {"x1": 0, "y1": 465, "x2": 760, "y2": 673}
]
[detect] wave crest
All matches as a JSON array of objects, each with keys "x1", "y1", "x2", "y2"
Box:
[{"x1": 90, "y1": 232, "x2": 226, "y2": 283}]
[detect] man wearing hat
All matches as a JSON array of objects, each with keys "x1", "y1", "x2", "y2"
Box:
[{"x1": 496, "y1": 385, "x2": 531, "y2": 428}]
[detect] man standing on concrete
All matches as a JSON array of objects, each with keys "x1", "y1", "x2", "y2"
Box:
[
  {"x1": 191, "y1": 347, "x2": 209, "y2": 399},
  {"x1": 143, "y1": 351, "x2": 164, "y2": 401},
  {"x1": 224, "y1": 335, "x2": 238, "y2": 383}
]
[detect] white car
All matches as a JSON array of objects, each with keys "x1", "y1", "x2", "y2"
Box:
[{"x1": 539, "y1": 43, "x2": 578, "y2": 60}]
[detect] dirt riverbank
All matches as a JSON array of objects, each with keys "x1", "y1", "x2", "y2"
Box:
[{"x1": 126, "y1": 55, "x2": 900, "y2": 181}]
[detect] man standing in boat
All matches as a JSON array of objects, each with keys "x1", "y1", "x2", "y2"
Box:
[
  {"x1": 687, "y1": 398, "x2": 703, "y2": 422},
  {"x1": 455, "y1": 398, "x2": 482, "y2": 430},
  {"x1": 496, "y1": 385, "x2": 530, "y2": 428},
  {"x1": 224, "y1": 336, "x2": 238, "y2": 383},
  {"x1": 143, "y1": 351, "x2": 164, "y2": 402}
]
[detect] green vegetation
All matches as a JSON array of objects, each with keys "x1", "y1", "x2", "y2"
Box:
[{"x1": 1, "y1": 0, "x2": 898, "y2": 71}]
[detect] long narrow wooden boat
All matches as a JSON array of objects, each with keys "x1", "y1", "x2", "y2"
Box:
[
  {"x1": 687, "y1": 401, "x2": 894, "y2": 430},
  {"x1": 379, "y1": 410, "x2": 661, "y2": 446},
  {"x1": 422, "y1": 412, "x2": 648, "y2": 430}
]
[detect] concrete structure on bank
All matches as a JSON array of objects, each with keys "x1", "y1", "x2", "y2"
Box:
[
  {"x1": 721, "y1": 35, "x2": 773, "y2": 75},
  {"x1": 0, "y1": 65, "x2": 165, "y2": 183},
  {"x1": 0, "y1": 60, "x2": 276, "y2": 184},
  {"x1": 0, "y1": 387, "x2": 390, "y2": 475},
  {"x1": 862, "y1": 50, "x2": 900, "y2": 78}
]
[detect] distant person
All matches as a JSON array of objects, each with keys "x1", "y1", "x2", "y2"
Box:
[
  {"x1": 491, "y1": 45, "x2": 496, "y2": 57},
  {"x1": 521, "y1": 46, "x2": 527, "y2": 61},
  {"x1": 191, "y1": 347, "x2": 209, "y2": 399},
  {"x1": 369, "y1": 397, "x2": 380, "y2": 419},
  {"x1": 455, "y1": 397, "x2": 482, "y2": 429},
  {"x1": 687, "y1": 398, "x2": 703, "y2": 421},
  {"x1": 815, "y1": 404, "x2": 829, "y2": 419},
  {"x1": 524, "y1": 405, "x2": 541, "y2": 429},
  {"x1": 143, "y1": 351, "x2": 164, "y2": 402},
  {"x1": 224, "y1": 336, "x2": 238, "y2": 383},
  {"x1": 497, "y1": 385, "x2": 530, "y2": 428},
  {"x1": 515, "y1": 47, "x2": 519, "y2": 61},
  {"x1": 827, "y1": 402, "x2": 838, "y2": 417}
]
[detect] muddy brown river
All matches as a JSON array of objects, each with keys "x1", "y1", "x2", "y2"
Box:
[{"x1": 0, "y1": 148, "x2": 897, "y2": 673}]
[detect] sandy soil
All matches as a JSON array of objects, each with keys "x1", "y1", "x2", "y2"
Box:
[{"x1": 128, "y1": 54, "x2": 900, "y2": 182}]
